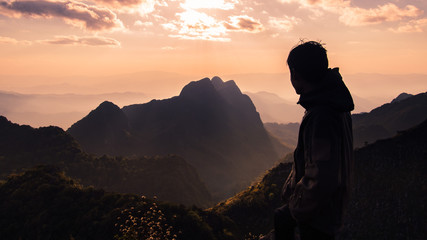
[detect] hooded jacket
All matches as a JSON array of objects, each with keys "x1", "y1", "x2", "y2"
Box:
[{"x1": 281, "y1": 68, "x2": 354, "y2": 235}]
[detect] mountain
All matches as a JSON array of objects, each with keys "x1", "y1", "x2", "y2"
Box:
[
  {"x1": 211, "y1": 118, "x2": 427, "y2": 239},
  {"x1": 0, "y1": 91, "x2": 148, "y2": 129},
  {"x1": 262, "y1": 92, "x2": 427, "y2": 150},
  {"x1": 245, "y1": 91, "x2": 304, "y2": 124},
  {"x1": 390, "y1": 92, "x2": 413, "y2": 103},
  {"x1": 68, "y1": 77, "x2": 291, "y2": 201},
  {"x1": 340, "y1": 119, "x2": 427, "y2": 239},
  {"x1": 1, "y1": 117, "x2": 425, "y2": 239},
  {"x1": 246, "y1": 92, "x2": 376, "y2": 125},
  {"x1": 264, "y1": 122, "x2": 300, "y2": 149},
  {"x1": 67, "y1": 101, "x2": 135, "y2": 154},
  {"x1": 0, "y1": 116, "x2": 212, "y2": 207},
  {"x1": 352, "y1": 91, "x2": 427, "y2": 147},
  {"x1": 210, "y1": 154, "x2": 293, "y2": 236}
]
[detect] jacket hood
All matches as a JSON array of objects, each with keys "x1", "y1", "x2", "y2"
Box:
[{"x1": 298, "y1": 68, "x2": 354, "y2": 112}]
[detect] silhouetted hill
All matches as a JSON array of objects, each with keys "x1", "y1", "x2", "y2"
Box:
[
  {"x1": 352, "y1": 91, "x2": 427, "y2": 147},
  {"x1": 210, "y1": 154, "x2": 293, "y2": 236},
  {"x1": 341, "y1": 119, "x2": 427, "y2": 239},
  {"x1": 390, "y1": 92, "x2": 413, "y2": 103},
  {"x1": 0, "y1": 116, "x2": 81, "y2": 176},
  {"x1": 210, "y1": 119, "x2": 427, "y2": 239},
  {"x1": 0, "y1": 116, "x2": 212, "y2": 207},
  {"x1": 0, "y1": 165, "x2": 237, "y2": 240},
  {"x1": 68, "y1": 77, "x2": 291, "y2": 200},
  {"x1": 67, "y1": 101, "x2": 135, "y2": 154}
]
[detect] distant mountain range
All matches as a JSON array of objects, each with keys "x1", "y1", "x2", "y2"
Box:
[
  {"x1": 3, "y1": 72, "x2": 423, "y2": 129},
  {"x1": 68, "y1": 77, "x2": 291, "y2": 201},
  {"x1": 0, "y1": 116, "x2": 212, "y2": 207},
  {"x1": 245, "y1": 91, "x2": 304, "y2": 124},
  {"x1": 264, "y1": 122, "x2": 299, "y2": 149},
  {"x1": 352, "y1": 91, "x2": 427, "y2": 147},
  {"x1": 0, "y1": 91, "x2": 149, "y2": 129},
  {"x1": 263, "y1": 92, "x2": 427, "y2": 149}
]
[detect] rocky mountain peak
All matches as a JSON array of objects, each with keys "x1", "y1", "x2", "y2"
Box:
[{"x1": 179, "y1": 77, "x2": 218, "y2": 100}]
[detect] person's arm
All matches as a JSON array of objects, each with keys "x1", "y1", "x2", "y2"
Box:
[{"x1": 289, "y1": 113, "x2": 341, "y2": 222}]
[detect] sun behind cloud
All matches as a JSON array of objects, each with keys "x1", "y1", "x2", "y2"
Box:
[{"x1": 181, "y1": 0, "x2": 238, "y2": 10}]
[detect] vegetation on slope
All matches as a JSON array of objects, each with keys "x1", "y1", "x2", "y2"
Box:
[
  {"x1": 211, "y1": 154, "x2": 293, "y2": 237},
  {"x1": 0, "y1": 165, "x2": 236, "y2": 240}
]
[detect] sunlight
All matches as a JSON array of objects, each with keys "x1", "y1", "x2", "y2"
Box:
[
  {"x1": 181, "y1": 0, "x2": 238, "y2": 10},
  {"x1": 176, "y1": 9, "x2": 228, "y2": 41}
]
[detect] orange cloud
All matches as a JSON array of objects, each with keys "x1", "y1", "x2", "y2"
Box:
[
  {"x1": 390, "y1": 18, "x2": 427, "y2": 33},
  {"x1": 224, "y1": 15, "x2": 264, "y2": 33},
  {"x1": 340, "y1": 3, "x2": 423, "y2": 26},
  {"x1": 268, "y1": 16, "x2": 301, "y2": 32},
  {"x1": 279, "y1": 0, "x2": 424, "y2": 29},
  {"x1": 91, "y1": 0, "x2": 168, "y2": 16},
  {"x1": 0, "y1": 0, "x2": 124, "y2": 31},
  {"x1": 39, "y1": 35, "x2": 121, "y2": 47},
  {"x1": 181, "y1": 0, "x2": 239, "y2": 10},
  {"x1": 0, "y1": 36, "x2": 31, "y2": 45},
  {"x1": 162, "y1": 9, "x2": 229, "y2": 41}
]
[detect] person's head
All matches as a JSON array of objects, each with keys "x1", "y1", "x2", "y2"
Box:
[{"x1": 287, "y1": 40, "x2": 329, "y2": 94}]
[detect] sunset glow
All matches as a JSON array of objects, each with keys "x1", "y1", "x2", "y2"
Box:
[
  {"x1": 0, "y1": 0, "x2": 426, "y2": 99},
  {"x1": 181, "y1": 0, "x2": 238, "y2": 10}
]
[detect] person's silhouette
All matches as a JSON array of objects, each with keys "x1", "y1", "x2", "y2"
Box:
[{"x1": 270, "y1": 41, "x2": 354, "y2": 240}]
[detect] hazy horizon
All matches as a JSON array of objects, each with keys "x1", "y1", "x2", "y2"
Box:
[{"x1": 1, "y1": 72, "x2": 426, "y2": 129}]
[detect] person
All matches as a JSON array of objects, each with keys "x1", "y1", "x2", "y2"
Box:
[{"x1": 272, "y1": 40, "x2": 354, "y2": 240}]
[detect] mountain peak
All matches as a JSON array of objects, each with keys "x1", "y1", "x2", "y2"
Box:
[
  {"x1": 179, "y1": 77, "x2": 218, "y2": 100},
  {"x1": 211, "y1": 77, "x2": 241, "y2": 94},
  {"x1": 96, "y1": 101, "x2": 121, "y2": 111},
  {"x1": 391, "y1": 93, "x2": 413, "y2": 104},
  {"x1": 211, "y1": 76, "x2": 224, "y2": 86}
]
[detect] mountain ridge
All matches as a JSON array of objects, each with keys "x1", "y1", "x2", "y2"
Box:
[
  {"x1": 0, "y1": 116, "x2": 212, "y2": 207},
  {"x1": 68, "y1": 77, "x2": 291, "y2": 201},
  {"x1": 352, "y1": 91, "x2": 427, "y2": 147}
]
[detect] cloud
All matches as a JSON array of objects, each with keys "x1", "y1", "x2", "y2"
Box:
[
  {"x1": 224, "y1": 15, "x2": 264, "y2": 33},
  {"x1": 134, "y1": 20, "x2": 153, "y2": 27},
  {"x1": 268, "y1": 16, "x2": 301, "y2": 32},
  {"x1": 390, "y1": 18, "x2": 427, "y2": 33},
  {"x1": 278, "y1": 0, "x2": 424, "y2": 28},
  {"x1": 92, "y1": 0, "x2": 169, "y2": 16},
  {"x1": 339, "y1": 3, "x2": 423, "y2": 26},
  {"x1": 0, "y1": 36, "x2": 31, "y2": 45},
  {"x1": 277, "y1": 0, "x2": 349, "y2": 9},
  {"x1": 40, "y1": 35, "x2": 121, "y2": 47},
  {"x1": 94, "y1": 0, "x2": 147, "y2": 8},
  {"x1": 181, "y1": 0, "x2": 239, "y2": 10},
  {"x1": 0, "y1": 0, "x2": 124, "y2": 31},
  {"x1": 162, "y1": 9, "x2": 229, "y2": 41}
]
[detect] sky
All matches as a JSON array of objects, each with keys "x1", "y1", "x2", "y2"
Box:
[{"x1": 0, "y1": 0, "x2": 427, "y2": 96}]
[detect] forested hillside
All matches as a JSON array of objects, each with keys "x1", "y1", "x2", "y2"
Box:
[{"x1": 0, "y1": 116, "x2": 212, "y2": 207}]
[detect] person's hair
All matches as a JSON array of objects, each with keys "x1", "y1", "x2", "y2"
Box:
[{"x1": 287, "y1": 40, "x2": 328, "y2": 82}]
